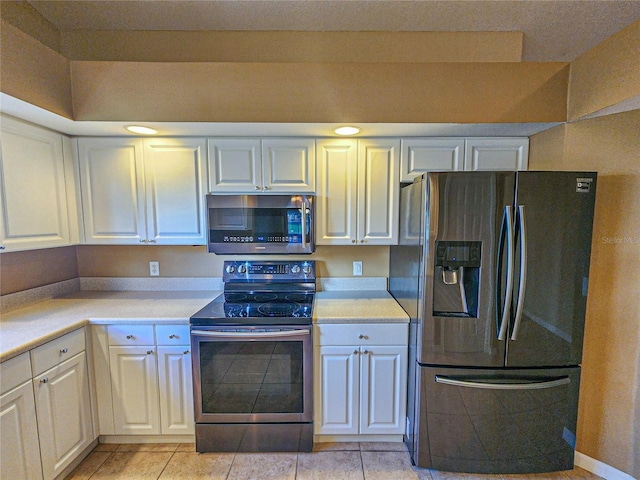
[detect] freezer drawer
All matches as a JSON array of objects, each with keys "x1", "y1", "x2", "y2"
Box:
[{"x1": 412, "y1": 365, "x2": 580, "y2": 474}]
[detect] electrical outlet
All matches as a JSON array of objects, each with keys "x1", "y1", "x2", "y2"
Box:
[
  {"x1": 149, "y1": 261, "x2": 159, "y2": 276},
  {"x1": 353, "y1": 261, "x2": 363, "y2": 276}
]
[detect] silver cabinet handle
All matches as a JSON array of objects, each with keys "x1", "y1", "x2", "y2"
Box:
[
  {"x1": 41, "y1": 378, "x2": 49, "y2": 384},
  {"x1": 60, "y1": 348, "x2": 68, "y2": 354},
  {"x1": 126, "y1": 335, "x2": 134, "y2": 339},
  {"x1": 511, "y1": 205, "x2": 527, "y2": 341}
]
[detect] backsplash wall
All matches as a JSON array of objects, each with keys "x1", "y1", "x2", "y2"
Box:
[
  {"x1": 0, "y1": 246, "x2": 78, "y2": 295},
  {"x1": 75, "y1": 245, "x2": 390, "y2": 280}
]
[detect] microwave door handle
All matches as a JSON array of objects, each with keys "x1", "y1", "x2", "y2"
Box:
[{"x1": 301, "y1": 199, "x2": 307, "y2": 248}]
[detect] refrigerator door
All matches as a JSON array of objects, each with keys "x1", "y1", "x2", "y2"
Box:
[
  {"x1": 413, "y1": 365, "x2": 580, "y2": 474},
  {"x1": 507, "y1": 172, "x2": 597, "y2": 367},
  {"x1": 420, "y1": 172, "x2": 515, "y2": 367}
]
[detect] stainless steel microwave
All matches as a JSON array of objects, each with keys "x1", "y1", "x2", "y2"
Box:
[{"x1": 206, "y1": 194, "x2": 314, "y2": 254}]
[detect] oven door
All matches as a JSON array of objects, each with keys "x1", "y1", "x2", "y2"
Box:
[{"x1": 191, "y1": 326, "x2": 313, "y2": 423}]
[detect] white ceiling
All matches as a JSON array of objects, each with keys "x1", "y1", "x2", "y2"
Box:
[{"x1": 27, "y1": 0, "x2": 640, "y2": 62}]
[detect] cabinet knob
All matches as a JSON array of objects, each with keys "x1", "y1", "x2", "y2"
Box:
[
  {"x1": 183, "y1": 350, "x2": 190, "y2": 355},
  {"x1": 60, "y1": 347, "x2": 68, "y2": 354},
  {"x1": 0, "y1": 245, "x2": 5, "y2": 250},
  {"x1": 147, "y1": 350, "x2": 153, "y2": 355},
  {"x1": 363, "y1": 350, "x2": 369, "y2": 355},
  {"x1": 126, "y1": 335, "x2": 134, "y2": 339},
  {"x1": 139, "y1": 239, "x2": 146, "y2": 243},
  {"x1": 263, "y1": 186, "x2": 269, "y2": 190},
  {"x1": 351, "y1": 240, "x2": 356, "y2": 244},
  {"x1": 41, "y1": 378, "x2": 49, "y2": 383},
  {"x1": 255, "y1": 186, "x2": 261, "y2": 190},
  {"x1": 353, "y1": 350, "x2": 359, "y2": 355},
  {"x1": 358, "y1": 334, "x2": 367, "y2": 339},
  {"x1": 148, "y1": 239, "x2": 156, "y2": 243},
  {"x1": 169, "y1": 334, "x2": 177, "y2": 339}
]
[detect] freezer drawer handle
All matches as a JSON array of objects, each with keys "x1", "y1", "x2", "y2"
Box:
[{"x1": 435, "y1": 375, "x2": 570, "y2": 390}]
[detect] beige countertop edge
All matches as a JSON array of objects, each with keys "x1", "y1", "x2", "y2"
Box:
[{"x1": 313, "y1": 317, "x2": 409, "y2": 324}]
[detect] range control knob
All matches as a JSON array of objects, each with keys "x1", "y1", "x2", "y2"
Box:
[
  {"x1": 225, "y1": 265, "x2": 235, "y2": 274},
  {"x1": 237, "y1": 264, "x2": 247, "y2": 274},
  {"x1": 291, "y1": 264, "x2": 301, "y2": 274},
  {"x1": 302, "y1": 265, "x2": 312, "y2": 275}
]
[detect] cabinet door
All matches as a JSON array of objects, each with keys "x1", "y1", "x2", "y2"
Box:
[
  {"x1": 77, "y1": 138, "x2": 146, "y2": 244},
  {"x1": 261, "y1": 138, "x2": 316, "y2": 193},
  {"x1": 143, "y1": 139, "x2": 208, "y2": 245},
  {"x1": 0, "y1": 116, "x2": 70, "y2": 252},
  {"x1": 33, "y1": 352, "x2": 93, "y2": 480},
  {"x1": 157, "y1": 346, "x2": 194, "y2": 435},
  {"x1": 464, "y1": 138, "x2": 529, "y2": 171},
  {"x1": 359, "y1": 346, "x2": 407, "y2": 435},
  {"x1": 315, "y1": 346, "x2": 359, "y2": 435},
  {"x1": 208, "y1": 138, "x2": 262, "y2": 192},
  {"x1": 358, "y1": 139, "x2": 400, "y2": 245},
  {"x1": 109, "y1": 346, "x2": 160, "y2": 435},
  {"x1": 0, "y1": 382, "x2": 43, "y2": 480},
  {"x1": 315, "y1": 139, "x2": 358, "y2": 245},
  {"x1": 400, "y1": 138, "x2": 465, "y2": 182}
]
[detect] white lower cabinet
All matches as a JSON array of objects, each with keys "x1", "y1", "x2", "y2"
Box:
[
  {"x1": 33, "y1": 352, "x2": 93, "y2": 479},
  {"x1": 314, "y1": 324, "x2": 408, "y2": 437},
  {"x1": 95, "y1": 324, "x2": 194, "y2": 438},
  {"x1": 1, "y1": 377, "x2": 43, "y2": 480},
  {"x1": 109, "y1": 346, "x2": 161, "y2": 435}
]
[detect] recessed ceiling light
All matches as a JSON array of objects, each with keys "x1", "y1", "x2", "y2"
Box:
[
  {"x1": 333, "y1": 126, "x2": 361, "y2": 136},
  {"x1": 125, "y1": 125, "x2": 158, "y2": 135}
]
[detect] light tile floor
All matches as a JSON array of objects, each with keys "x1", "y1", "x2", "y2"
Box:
[{"x1": 65, "y1": 442, "x2": 602, "y2": 480}]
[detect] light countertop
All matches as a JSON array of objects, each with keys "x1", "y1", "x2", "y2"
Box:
[
  {"x1": 313, "y1": 290, "x2": 409, "y2": 324},
  {"x1": 1, "y1": 289, "x2": 409, "y2": 363}
]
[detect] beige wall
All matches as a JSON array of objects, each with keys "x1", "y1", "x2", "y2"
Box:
[
  {"x1": 568, "y1": 20, "x2": 640, "y2": 120},
  {"x1": 0, "y1": 20, "x2": 72, "y2": 118},
  {"x1": 529, "y1": 109, "x2": 640, "y2": 477},
  {"x1": 76, "y1": 245, "x2": 390, "y2": 280},
  {"x1": 60, "y1": 31, "x2": 523, "y2": 63},
  {"x1": 0, "y1": 246, "x2": 78, "y2": 295}
]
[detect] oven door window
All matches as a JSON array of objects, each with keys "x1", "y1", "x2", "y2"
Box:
[{"x1": 195, "y1": 332, "x2": 312, "y2": 422}]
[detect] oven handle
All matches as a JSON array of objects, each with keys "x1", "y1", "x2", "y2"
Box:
[{"x1": 191, "y1": 329, "x2": 310, "y2": 338}]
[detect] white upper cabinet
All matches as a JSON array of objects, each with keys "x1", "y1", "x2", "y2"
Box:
[
  {"x1": 400, "y1": 138, "x2": 465, "y2": 182},
  {"x1": 208, "y1": 138, "x2": 315, "y2": 193},
  {"x1": 316, "y1": 138, "x2": 399, "y2": 245},
  {"x1": 464, "y1": 137, "x2": 529, "y2": 171},
  {"x1": 0, "y1": 116, "x2": 76, "y2": 252},
  {"x1": 400, "y1": 137, "x2": 529, "y2": 182},
  {"x1": 143, "y1": 139, "x2": 208, "y2": 244},
  {"x1": 78, "y1": 137, "x2": 207, "y2": 245}
]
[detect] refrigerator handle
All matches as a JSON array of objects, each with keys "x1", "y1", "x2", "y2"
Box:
[
  {"x1": 497, "y1": 206, "x2": 514, "y2": 341},
  {"x1": 435, "y1": 375, "x2": 570, "y2": 391},
  {"x1": 511, "y1": 205, "x2": 528, "y2": 341}
]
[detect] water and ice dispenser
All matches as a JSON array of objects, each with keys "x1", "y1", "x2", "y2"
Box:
[{"x1": 433, "y1": 241, "x2": 481, "y2": 318}]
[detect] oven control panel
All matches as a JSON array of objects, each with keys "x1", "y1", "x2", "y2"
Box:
[{"x1": 223, "y1": 260, "x2": 315, "y2": 282}]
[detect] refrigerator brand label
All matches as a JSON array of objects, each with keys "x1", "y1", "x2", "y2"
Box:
[{"x1": 576, "y1": 177, "x2": 593, "y2": 193}]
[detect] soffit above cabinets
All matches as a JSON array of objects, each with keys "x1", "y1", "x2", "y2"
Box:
[{"x1": 0, "y1": 93, "x2": 561, "y2": 138}]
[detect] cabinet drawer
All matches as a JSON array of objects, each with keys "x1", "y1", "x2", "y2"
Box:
[
  {"x1": 156, "y1": 325, "x2": 190, "y2": 345},
  {"x1": 315, "y1": 323, "x2": 408, "y2": 346},
  {"x1": 108, "y1": 325, "x2": 155, "y2": 345},
  {"x1": 30, "y1": 328, "x2": 85, "y2": 377},
  {"x1": 1, "y1": 352, "x2": 32, "y2": 395}
]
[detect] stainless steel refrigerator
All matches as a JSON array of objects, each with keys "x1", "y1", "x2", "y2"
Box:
[{"x1": 389, "y1": 171, "x2": 597, "y2": 474}]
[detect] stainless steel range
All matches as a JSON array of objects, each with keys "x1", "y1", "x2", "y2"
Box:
[{"x1": 190, "y1": 260, "x2": 315, "y2": 453}]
